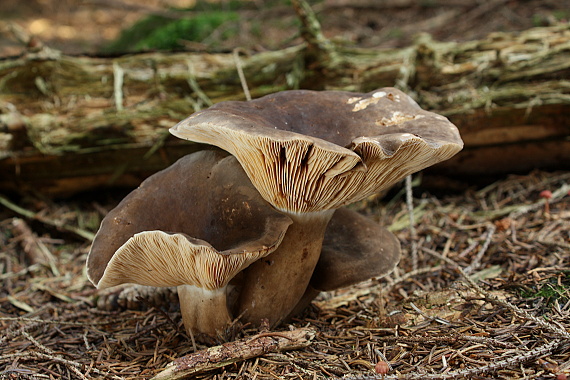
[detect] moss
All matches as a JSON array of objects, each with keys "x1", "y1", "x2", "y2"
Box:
[
  {"x1": 105, "y1": 11, "x2": 239, "y2": 53},
  {"x1": 520, "y1": 271, "x2": 570, "y2": 306},
  {"x1": 552, "y1": 10, "x2": 570, "y2": 21},
  {"x1": 386, "y1": 28, "x2": 404, "y2": 39}
]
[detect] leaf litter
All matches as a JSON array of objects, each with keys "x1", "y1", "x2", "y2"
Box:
[{"x1": 0, "y1": 169, "x2": 568, "y2": 379}]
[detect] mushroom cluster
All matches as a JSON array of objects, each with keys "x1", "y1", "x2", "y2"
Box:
[{"x1": 87, "y1": 87, "x2": 463, "y2": 340}]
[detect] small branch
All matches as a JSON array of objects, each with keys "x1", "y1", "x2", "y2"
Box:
[
  {"x1": 5, "y1": 22, "x2": 33, "y2": 46},
  {"x1": 1, "y1": 350, "x2": 123, "y2": 379},
  {"x1": 10, "y1": 218, "x2": 60, "y2": 275},
  {"x1": 0, "y1": 194, "x2": 95, "y2": 241},
  {"x1": 421, "y1": 246, "x2": 570, "y2": 340},
  {"x1": 113, "y1": 61, "x2": 124, "y2": 111},
  {"x1": 291, "y1": 0, "x2": 339, "y2": 66},
  {"x1": 152, "y1": 327, "x2": 316, "y2": 380},
  {"x1": 370, "y1": 333, "x2": 516, "y2": 349},
  {"x1": 463, "y1": 224, "x2": 495, "y2": 275},
  {"x1": 186, "y1": 60, "x2": 213, "y2": 108},
  {"x1": 409, "y1": 301, "x2": 451, "y2": 325},
  {"x1": 384, "y1": 266, "x2": 442, "y2": 293},
  {"x1": 341, "y1": 339, "x2": 566, "y2": 380},
  {"x1": 233, "y1": 48, "x2": 251, "y2": 101},
  {"x1": 537, "y1": 237, "x2": 570, "y2": 249},
  {"x1": 21, "y1": 330, "x2": 89, "y2": 380}
]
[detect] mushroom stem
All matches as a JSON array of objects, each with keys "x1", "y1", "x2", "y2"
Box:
[
  {"x1": 177, "y1": 284, "x2": 231, "y2": 337},
  {"x1": 236, "y1": 210, "x2": 334, "y2": 327}
]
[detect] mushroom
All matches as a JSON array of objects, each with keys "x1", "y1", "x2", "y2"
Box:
[
  {"x1": 169, "y1": 87, "x2": 464, "y2": 327},
  {"x1": 313, "y1": 207, "x2": 400, "y2": 292},
  {"x1": 86, "y1": 150, "x2": 293, "y2": 338},
  {"x1": 539, "y1": 189, "x2": 552, "y2": 215},
  {"x1": 288, "y1": 207, "x2": 401, "y2": 318}
]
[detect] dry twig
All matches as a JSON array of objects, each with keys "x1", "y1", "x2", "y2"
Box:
[{"x1": 152, "y1": 327, "x2": 316, "y2": 380}]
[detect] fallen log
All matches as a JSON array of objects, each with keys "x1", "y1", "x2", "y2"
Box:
[{"x1": 1, "y1": 23, "x2": 568, "y2": 196}]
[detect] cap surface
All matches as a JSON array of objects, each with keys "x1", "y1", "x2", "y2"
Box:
[
  {"x1": 170, "y1": 88, "x2": 463, "y2": 213},
  {"x1": 87, "y1": 150, "x2": 292, "y2": 287},
  {"x1": 311, "y1": 207, "x2": 401, "y2": 291}
]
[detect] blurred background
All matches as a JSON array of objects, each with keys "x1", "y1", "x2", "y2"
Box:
[{"x1": 2, "y1": 0, "x2": 569, "y2": 57}]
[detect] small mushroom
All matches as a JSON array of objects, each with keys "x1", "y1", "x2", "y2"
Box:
[
  {"x1": 170, "y1": 87, "x2": 464, "y2": 326},
  {"x1": 288, "y1": 207, "x2": 401, "y2": 318},
  {"x1": 539, "y1": 189, "x2": 552, "y2": 215},
  {"x1": 86, "y1": 150, "x2": 293, "y2": 338}
]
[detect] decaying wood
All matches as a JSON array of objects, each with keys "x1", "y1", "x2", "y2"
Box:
[
  {"x1": 1, "y1": 24, "x2": 569, "y2": 195},
  {"x1": 151, "y1": 327, "x2": 316, "y2": 380}
]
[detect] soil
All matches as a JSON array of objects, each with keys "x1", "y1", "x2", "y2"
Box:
[{"x1": 0, "y1": 1, "x2": 569, "y2": 380}]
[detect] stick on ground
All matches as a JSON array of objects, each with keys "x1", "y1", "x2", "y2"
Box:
[{"x1": 152, "y1": 327, "x2": 316, "y2": 380}]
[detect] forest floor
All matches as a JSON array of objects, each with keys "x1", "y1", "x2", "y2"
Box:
[
  {"x1": 1, "y1": 170, "x2": 569, "y2": 379},
  {"x1": 1, "y1": 1, "x2": 569, "y2": 379}
]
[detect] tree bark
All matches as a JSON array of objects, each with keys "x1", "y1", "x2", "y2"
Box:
[{"x1": 1, "y1": 24, "x2": 568, "y2": 196}]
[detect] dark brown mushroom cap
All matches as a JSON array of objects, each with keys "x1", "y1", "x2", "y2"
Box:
[
  {"x1": 86, "y1": 150, "x2": 293, "y2": 287},
  {"x1": 311, "y1": 207, "x2": 400, "y2": 291},
  {"x1": 170, "y1": 88, "x2": 463, "y2": 214}
]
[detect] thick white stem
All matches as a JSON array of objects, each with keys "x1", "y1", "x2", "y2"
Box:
[
  {"x1": 236, "y1": 210, "x2": 334, "y2": 327},
  {"x1": 177, "y1": 284, "x2": 231, "y2": 337}
]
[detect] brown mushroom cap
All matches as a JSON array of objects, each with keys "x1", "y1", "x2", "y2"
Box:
[
  {"x1": 170, "y1": 87, "x2": 463, "y2": 214},
  {"x1": 313, "y1": 207, "x2": 400, "y2": 291},
  {"x1": 87, "y1": 150, "x2": 292, "y2": 286}
]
